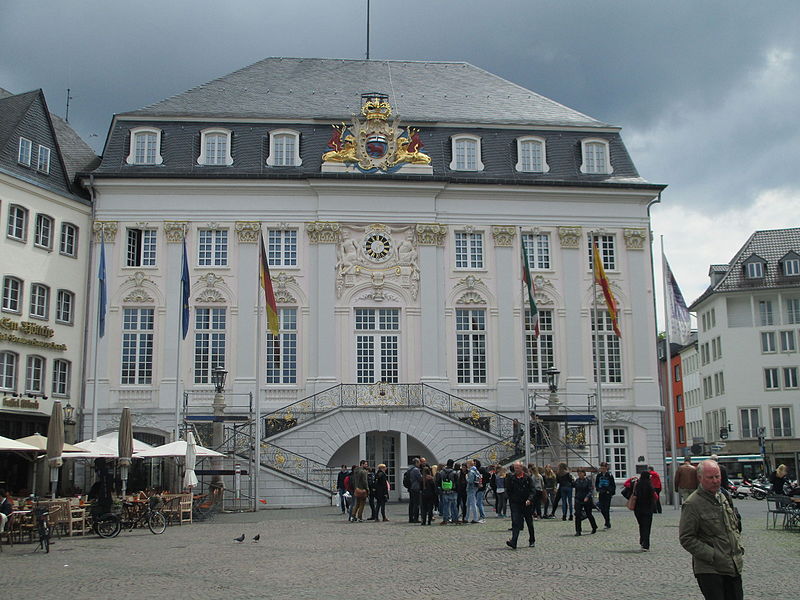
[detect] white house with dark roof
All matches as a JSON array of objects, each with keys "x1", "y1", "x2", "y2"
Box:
[
  {"x1": 80, "y1": 58, "x2": 666, "y2": 505},
  {"x1": 689, "y1": 227, "x2": 800, "y2": 477}
]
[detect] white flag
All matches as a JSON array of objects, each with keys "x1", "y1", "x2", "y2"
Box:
[{"x1": 665, "y1": 258, "x2": 691, "y2": 345}]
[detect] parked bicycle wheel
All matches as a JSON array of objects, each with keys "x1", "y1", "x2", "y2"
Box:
[
  {"x1": 94, "y1": 514, "x2": 121, "y2": 538},
  {"x1": 483, "y1": 488, "x2": 496, "y2": 507},
  {"x1": 147, "y1": 511, "x2": 166, "y2": 534}
]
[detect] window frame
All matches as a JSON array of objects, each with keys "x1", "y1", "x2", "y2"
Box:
[
  {"x1": 0, "y1": 351, "x2": 18, "y2": 392},
  {"x1": 193, "y1": 307, "x2": 227, "y2": 385},
  {"x1": 449, "y1": 134, "x2": 484, "y2": 172},
  {"x1": 7, "y1": 204, "x2": 28, "y2": 242},
  {"x1": 525, "y1": 309, "x2": 554, "y2": 384},
  {"x1": 126, "y1": 228, "x2": 158, "y2": 267},
  {"x1": 25, "y1": 355, "x2": 45, "y2": 394},
  {"x1": 266, "y1": 129, "x2": 302, "y2": 167},
  {"x1": 786, "y1": 298, "x2": 800, "y2": 325},
  {"x1": 29, "y1": 283, "x2": 50, "y2": 320},
  {"x1": 455, "y1": 308, "x2": 487, "y2": 384},
  {"x1": 34, "y1": 213, "x2": 54, "y2": 250},
  {"x1": 18, "y1": 137, "x2": 32, "y2": 166},
  {"x1": 52, "y1": 359, "x2": 71, "y2": 398},
  {"x1": 59, "y1": 222, "x2": 78, "y2": 257},
  {"x1": 515, "y1": 136, "x2": 549, "y2": 173},
  {"x1": 588, "y1": 234, "x2": 616, "y2": 271},
  {"x1": 782, "y1": 258, "x2": 800, "y2": 276},
  {"x1": 2, "y1": 276, "x2": 23, "y2": 314},
  {"x1": 580, "y1": 138, "x2": 612, "y2": 174},
  {"x1": 454, "y1": 230, "x2": 485, "y2": 270},
  {"x1": 197, "y1": 128, "x2": 233, "y2": 166},
  {"x1": 125, "y1": 127, "x2": 163, "y2": 165},
  {"x1": 746, "y1": 261, "x2": 765, "y2": 279},
  {"x1": 197, "y1": 228, "x2": 229, "y2": 267},
  {"x1": 36, "y1": 145, "x2": 51, "y2": 174},
  {"x1": 121, "y1": 307, "x2": 155, "y2": 385},
  {"x1": 764, "y1": 367, "x2": 780, "y2": 390},
  {"x1": 603, "y1": 427, "x2": 628, "y2": 479},
  {"x1": 761, "y1": 331, "x2": 776, "y2": 353},
  {"x1": 771, "y1": 406, "x2": 792, "y2": 437},
  {"x1": 522, "y1": 232, "x2": 551, "y2": 270},
  {"x1": 267, "y1": 228, "x2": 298, "y2": 268},
  {"x1": 592, "y1": 309, "x2": 622, "y2": 383},
  {"x1": 740, "y1": 407, "x2": 760, "y2": 438},
  {"x1": 758, "y1": 300, "x2": 774, "y2": 326},
  {"x1": 266, "y1": 307, "x2": 298, "y2": 385},
  {"x1": 55, "y1": 289, "x2": 75, "y2": 325},
  {"x1": 783, "y1": 367, "x2": 798, "y2": 390}
]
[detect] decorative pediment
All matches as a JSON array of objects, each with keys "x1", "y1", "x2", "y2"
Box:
[
  {"x1": 457, "y1": 290, "x2": 486, "y2": 304},
  {"x1": 195, "y1": 289, "x2": 226, "y2": 303},
  {"x1": 604, "y1": 410, "x2": 640, "y2": 426},
  {"x1": 126, "y1": 272, "x2": 153, "y2": 288},
  {"x1": 199, "y1": 272, "x2": 224, "y2": 287},
  {"x1": 123, "y1": 289, "x2": 154, "y2": 303}
]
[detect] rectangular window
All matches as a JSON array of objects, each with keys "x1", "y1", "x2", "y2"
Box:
[
  {"x1": 355, "y1": 308, "x2": 399, "y2": 384},
  {"x1": 266, "y1": 308, "x2": 297, "y2": 384},
  {"x1": 456, "y1": 308, "x2": 486, "y2": 384},
  {"x1": 273, "y1": 134, "x2": 296, "y2": 166},
  {"x1": 126, "y1": 229, "x2": 157, "y2": 266},
  {"x1": 772, "y1": 406, "x2": 792, "y2": 437},
  {"x1": 783, "y1": 367, "x2": 798, "y2": 389},
  {"x1": 59, "y1": 223, "x2": 78, "y2": 257},
  {"x1": 765, "y1": 367, "x2": 780, "y2": 390},
  {"x1": 758, "y1": 300, "x2": 774, "y2": 326},
  {"x1": 522, "y1": 233, "x2": 550, "y2": 270},
  {"x1": 784, "y1": 259, "x2": 800, "y2": 276},
  {"x1": 455, "y1": 232, "x2": 484, "y2": 269},
  {"x1": 583, "y1": 141, "x2": 608, "y2": 174},
  {"x1": 134, "y1": 132, "x2": 158, "y2": 164},
  {"x1": 194, "y1": 308, "x2": 226, "y2": 384},
  {"x1": 268, "y1": 229, "x2": 298, "y2": 267},
  {"x1": 7, "y1": 205, "x2": 28, "y2": 241},
  {"x1": 34, "y1": 214, "x2": 53, "y2": 249},
  {"x1": 25, "y1": 356, "x2": 44, "y2": 394},
  {"x1": 678, "y1": 426, "x2": 686, "y2": 445},
  {"x1": 205, "y1": 133, "x2": 228, "y2": 165},
  {"x1": 56, "y1": 290, "x2": 74, "y2": 324},
  {"x1": 676, "y1": 394, "x2": 684, "y2": 412},
  {"x1": 746, "y1": 262, "x2": 764, "y2": 278},
  {"x1": 592, "y1": 309, "x2": 621, "y2": 383},
  {"x1": 454, "y1": 138, "x2": 478, "y2": 170},
  {"x1": 52, "y1": 359, "x2": 71, "y2": 397},
  {"x1": 121, "y1": 308, "x2": 154, "y2": 385},
  {"x1": 526, "y1": 310, "x2": 554, "y2": 383},
  {"x1": 603, "y1": 428, "x2": 628, "y2": 479},
  {"x1": 0, "y1": 352, "x2": 17, "y2": 391},
  {"x1": 519, "y1": 140, "x2": 544, "y2": 172},
  {"x1": 787, "y1": 298, "x2": 800, "y2": 324},
  {"x1": 740, "y1": 408, "x2": 760, "y2": 438},
  {"x1": 674, "y1": 364, "x2": 681, "y2": 382},
  {"x1": 703, "y1": 376, "x2": 712, "y2": 400},
  {"x1": 36, "y1": 145, "x2": 50, "y2": 174},
  {"x1": 780, "y1": 330, "x2": 796, "y2": 352},
  {"x1": 197, "y1": 229, "x2": 228, "y2": 267},
  {"x1": 761, "y1": 331, "x2": 776, "y2": 353},
  {"x1": 700, "y1": 343, "x2": 709, "y2": 365},
  {"x1": 2, "y1": 277, "x2": 22, "y2": 313},
  {"x1": 29, "y1": 284, "x2": 49, "y2": 320},
  {"x1": 18, "y1": 138, "x2": 32, "y2": 166},
  {"x1": 588, "y1": 234, "x2": 615, "y2": 270}
]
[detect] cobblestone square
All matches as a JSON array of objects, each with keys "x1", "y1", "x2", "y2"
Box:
[{"x1": 2, "y1": 499, "x2": 796, "y2": 599}]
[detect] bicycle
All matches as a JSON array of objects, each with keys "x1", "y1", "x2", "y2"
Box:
[{"x1": 92, "y1": 496, "x2": 166, "y2": 537}]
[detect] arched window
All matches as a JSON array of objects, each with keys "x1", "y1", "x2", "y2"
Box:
[
  {"x1": 7, "y1": 204, "x2": 28, "y2": 242},
  {"x1": 52, "y1": 359, "x2": 71, "y2": 397},
  {"x1": 198, "y1": 128, "x2": 233, "y2": 166},
  {"x1": 25, "y1": 355, "x2": 45, "y2": 394},
  {"x1": 0, "y1": 351, "x2": 18, "y2": 391},
  {"x1": 2, "y1": 276, "x2": 22, "y2": 313},
  {"x1": 267, "y1": 129, "x2": 302, "y2": 167},
  {"x1": 449, "y1": 134, "x2": 483, "y2": 171},
  {"x1": 516, "y1": 137, "x2": 549, "y2": 173},
  {"x1": 29, "y1": 283, "x2": 50, "y2": 320},
  {"x1": 34, "y1": 214, "x2": 54, "y2": 249},
  {"x1": 580, "y1": 138, "x2": 612, "y2": 174},
  {"x1": 126, "y1": 127, "x2": 163, "y2": 165},
  {"x1": 56, "y1": 289, "x2": 75, "y2": 324}
]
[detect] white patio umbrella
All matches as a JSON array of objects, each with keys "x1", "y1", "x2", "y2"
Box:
[
  {"x1": 73, "y1": 432, "x2": 154, "y2": 457},
  {"x1": 46, "y1": 401, "x2": 65, "y2": 498},
  {"x1": 118, "y1": 408, "x2": 133, "y2": 498},
  {"x1": 15, "y1": 434, "x2": 84, "y2": 496},
  {"x1": 183, "y1": 432, "x2": 199, "y2": 490},
  {"x1": 134, "y1": 439, "x2": 223, "y2": 458},
  {"x1": 0, "y1": 435, "x2": 40, "y2": 452}
]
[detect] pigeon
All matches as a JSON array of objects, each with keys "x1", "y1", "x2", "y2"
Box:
[
  {"x1": 252, "y1": 534, "x2": 260, "y2": 543},
  {"x1": 233, "y1": 534, "x2": 245, "y2": 543}
]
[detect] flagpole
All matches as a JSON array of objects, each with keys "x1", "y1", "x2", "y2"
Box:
[
  {"x1": 254, "y1": 233, "x2": 265, "y2": 511},
  {"x1": 520, "y1": 230, "x2": 531, "y2": 467},
  {"x1": 592, "y1": 234, "x2": 606, "y2": 467},
  {"x1": 174, "y1": 236, "x2": 185, "y2": 442},
  {"x1": 91, "y1": 224, "x2": 104, "y2": 440},
  {"x1": 661, "y1": 236, "x2": 680, "y2": 509}
]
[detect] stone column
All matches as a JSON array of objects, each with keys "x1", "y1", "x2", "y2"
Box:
[
  {"x1": 492, "y1": 226, "x2": 522, "y2": 411},
  {"x1": 416, "y1": 224, "x2": 448, "y2": 387},
  {"x1": 162, "y1": 222, "x2": 187, "y2": 429},
  {"x1": 557, "y1": 226, "x2": 586, "y2": 397},
  {"x1": 399, "y1": 432, "x2": 408, "y2": 501},
  {"x1": 234, "y1": 222, "x2": 260, "y2": 398}
]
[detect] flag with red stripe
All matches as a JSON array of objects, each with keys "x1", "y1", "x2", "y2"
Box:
[
  {"x1": 593, "y1": 241, "x2": 621, "y2": 337},
  {"x1": 521, "y1": 238, "x2": 540, "y2": 338},
  {"x1": 259, "y1": 232, "x2": 280, "y2": 337}
]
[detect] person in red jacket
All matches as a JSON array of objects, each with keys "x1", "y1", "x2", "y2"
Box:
[{"x1": 648, "y1": 466, "x2": 662, "y2": 513}]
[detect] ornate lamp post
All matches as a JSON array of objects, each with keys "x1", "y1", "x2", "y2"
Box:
[
  {"x1": 210, "y1": 367, "x2": 227, "y2": 491},
  {"x1": 545, "y1": 367, "x2": 561, "y2": 466},
  {"x1": 63, "y1": 401, "x2": 76, "y2": 493}
]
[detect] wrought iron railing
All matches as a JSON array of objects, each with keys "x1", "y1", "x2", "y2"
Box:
[
  {"x1": 262, "y1": 382, "x2": 515, "y2": 440},
  {"x1": 452, "y1": 437, "x2": 552, "y2": 467},
  {"x1": 260, "y1": 442, "x2": 335, "y2": 494}
]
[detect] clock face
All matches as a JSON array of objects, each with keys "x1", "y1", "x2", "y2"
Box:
[{"x1": 364, "y1": 233, "x2": 391, "y2": 261}]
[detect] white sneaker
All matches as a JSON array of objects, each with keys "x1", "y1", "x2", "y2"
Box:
[{"x1": 478, "y1": 519, "x2": 486, "y2": 524}]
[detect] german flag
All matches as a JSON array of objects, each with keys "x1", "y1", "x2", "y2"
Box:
[
  {"x1": 593, "y1": 241, "x2": 621, "y2": 337},
  {"x1": 259, "y1": 232, "x2": 280, "y2": 337}
]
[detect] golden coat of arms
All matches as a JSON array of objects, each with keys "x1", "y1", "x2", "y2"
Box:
[{"x1": 322, "y1": 93, "x2": 431, "y2": 172}]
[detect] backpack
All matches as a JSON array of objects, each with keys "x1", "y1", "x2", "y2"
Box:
[
  {"x1": 344, "y1": 475, "x2": 352, "y2": 492},
  {"x1": 402, "y1": 469, "x2": 411, "y2": 490},
  {"x1": 621, "y1": 477, "x2": 637, "y2": 499},
  {"x1": 441, "y1": 469, "x2": 455, "y2": 491}
]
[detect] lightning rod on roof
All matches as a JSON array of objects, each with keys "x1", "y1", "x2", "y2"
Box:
[{"x1": 366, "y1": 0, "x2": 370, "y2": 60}]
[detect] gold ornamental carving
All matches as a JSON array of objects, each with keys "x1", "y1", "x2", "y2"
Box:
[
  {"x1": 93, "y1": 221, "x2": 118, "y2": 243},
  {"x1": 558, "y1": 226, "x2": 582, "y2": 249},
  {"x1": 306, "y1": 222, "x2": 341, "y2": 244},
  {"x1": 235, "y1": 221, "x2": 261, "y2": 243},
  {"x1": 624, "y1": 228, "x2": 648, "y2": 250},
  {"x1": 163, "y1": 221, "x2": 188, "y2": 243},
  {"x1": 492, "y1": 226, "x2": 516, "y2": 247},
  {"x1": 415, "y1": 224, "x2": 447, "y2": 246}
]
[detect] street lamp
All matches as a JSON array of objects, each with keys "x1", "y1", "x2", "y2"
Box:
[
  {"x1": 545, "y1": 367, "x2": 560, "y2": 394},
  {"x1": 63, "y1": 401, "x2": 75, "y2": 426},
  {"x1": 210, "y1": 366, "x2": 228, "y2": 491},
  {"x1": 62, "y1": 401, "x2": 77, "y2": 494},
  {"x1": 545, "y1": 367, "x2": 561, "y2": 466}
]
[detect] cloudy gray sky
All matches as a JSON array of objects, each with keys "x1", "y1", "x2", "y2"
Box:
[{"x1": 2, "y1": 0, "x2": 799, "y2": 322}]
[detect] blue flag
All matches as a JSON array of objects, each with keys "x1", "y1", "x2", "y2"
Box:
[
  {"x1": 181, "y1": 238, "x2": 190, "y2": 339},
  {"x1": 98, "y1": 236, "x2": 107, "y2": 338}
]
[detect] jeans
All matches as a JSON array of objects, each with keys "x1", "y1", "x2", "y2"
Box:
[
  {"x1": 368, "y1": 494, "x2": 376, "y2": 519},
  {"x1": 466, "y1": 488, "x2": 480, "y2": 522},
  {"x1": 532, "y1": 491, "x2": 542, "y2": 517},
  {"x1": 597, "y1": 492, "x2": 612, "y2": 527},
  {"x1": 545, "y1": 489, "x2": 556, "y2": 515},
  {"x1": 695, "y1": 574, "x2": 743, "y2": 600},
  {"x1": 575, "y1": 498, "x2": 597, "y2": 533},
  {"x1": 560, "y1": 486, "x2": 573, "y2": 517},
  {"x1": 509, "y1": 501, "x2": 535, "y2": 547},
  {"x1": 408, "y1": 490, "x2": 421, "y2": 522},
  {"x1": 440, "y1": 492, "x2": 456, "y2": 522},
  {"x1": 496, "y1": 490, "x2": 507, "y2": 516},
  {"x1": 635, "y1": 510, "x2": 653, "y2": 549},
  {"x1": 476, "y1": 489, "x2": 486, "y2": 519}
]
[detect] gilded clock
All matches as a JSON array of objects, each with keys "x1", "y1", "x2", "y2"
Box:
[{"x1": 364, "y1": 233, "x2": 392, "y2": 261}]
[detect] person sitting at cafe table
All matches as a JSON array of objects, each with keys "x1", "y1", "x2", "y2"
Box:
[
  {"x1": 0, "y1": 488, "x2": 13, "y2": 531},
  {"x1": 88, "y1": 458, "x2": 114, "y2": 516}
]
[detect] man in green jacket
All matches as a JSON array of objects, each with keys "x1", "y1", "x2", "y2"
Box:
[{"x1": 679, "y1": 460, "x2": 744, "y2": 600}]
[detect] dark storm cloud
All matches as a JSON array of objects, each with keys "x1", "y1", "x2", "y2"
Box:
[{"x1": 1, "y1": 0, "x2": 799, "y2": 214}]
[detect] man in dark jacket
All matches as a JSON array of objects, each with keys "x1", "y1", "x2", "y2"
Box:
[
  {"x1": 679, "y1": 460, "x2": 744, "y2": 600},
  {"x1": 407, "y1": 458, "x2": 422, "y2": 523},
  {"x1": 336, "y1": 465, "x2": 350, "y2": 514},
  {"x1": 505, "y1": 461, "x2": 536, "y2": 549},
  {"x1": 351, "y1": 460, "x2": 369, "y2": 522},
  {"x1": 595, "y1": 462, "x2": 616, "y2": 529}
]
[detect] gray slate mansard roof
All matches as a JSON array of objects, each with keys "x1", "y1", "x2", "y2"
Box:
[
  {"x1": 125, "y1": 57, "x2": 606, "y2": 127},
  {"x1": 689, "y1": 227, "x2": 800, "y2": 309}
]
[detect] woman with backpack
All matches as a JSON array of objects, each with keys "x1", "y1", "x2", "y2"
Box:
[
  {"x1": 555, "y1": 463, "x2": 574, "y2": 521},
  {"x1": 629, "y1": 470, "x2": 656, "y2": 551}
]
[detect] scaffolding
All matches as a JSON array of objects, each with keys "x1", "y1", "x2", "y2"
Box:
[{"x1": 528, "y1": 391, "x2": 601, "y2": 469}]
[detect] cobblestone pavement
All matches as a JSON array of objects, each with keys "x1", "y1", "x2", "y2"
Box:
[{"x1": 2, "y1": 498, "x2": 796, "y2": 599}]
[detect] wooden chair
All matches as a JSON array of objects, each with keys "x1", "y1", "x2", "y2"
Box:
[
  {"x1": 0, "y1": 513, "x2": 14, "y2": 551},
  {"x1": 179, "y1": 493, "x2": 193, "y2": 525}
]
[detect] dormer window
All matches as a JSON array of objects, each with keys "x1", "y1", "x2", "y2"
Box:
[
  {"x1": 780, "y1": 252, "x2": 800, "y2": 276},
  {"x1": 450, "y1": 135, "x2": 484, "y2": 171},
  {"x1": 516, "y1": 137, "x2": 548, "y2": 173},
  {"x1": 37, "y1": 145, "x2": 51, "y2": 174},
  {"x1": 267, "y1": 129, "x2": 302, "y2": 167},
  {"x1": 18, "y1": 138, "x2": 32, "y2": 166},
  {"x1": 198, "y1": 129, "x2": 233, "y2": 166},
  {"x1": 743, "y1": 254, "x2": 766, "y2": 279},
  {"x1": 580, "y1": 138, "x2": 612, "y2": 174},
  {"x1": 126, "y1": 127, "x2": 163, "y2": 165}
]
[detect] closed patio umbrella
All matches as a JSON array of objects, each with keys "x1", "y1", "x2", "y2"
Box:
[
  {"x1": 183, "y1": 432, "x2": 198, "y2": 491},
  {"x1": 15, "y1": 433, "x2": 83, "y2": 496},
  {"x1": 118, "y1": 407, "x2": 133, "y2": 498},
  {"x1": 46, "y1": 401, "x2": 65, "y2": 498}
]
